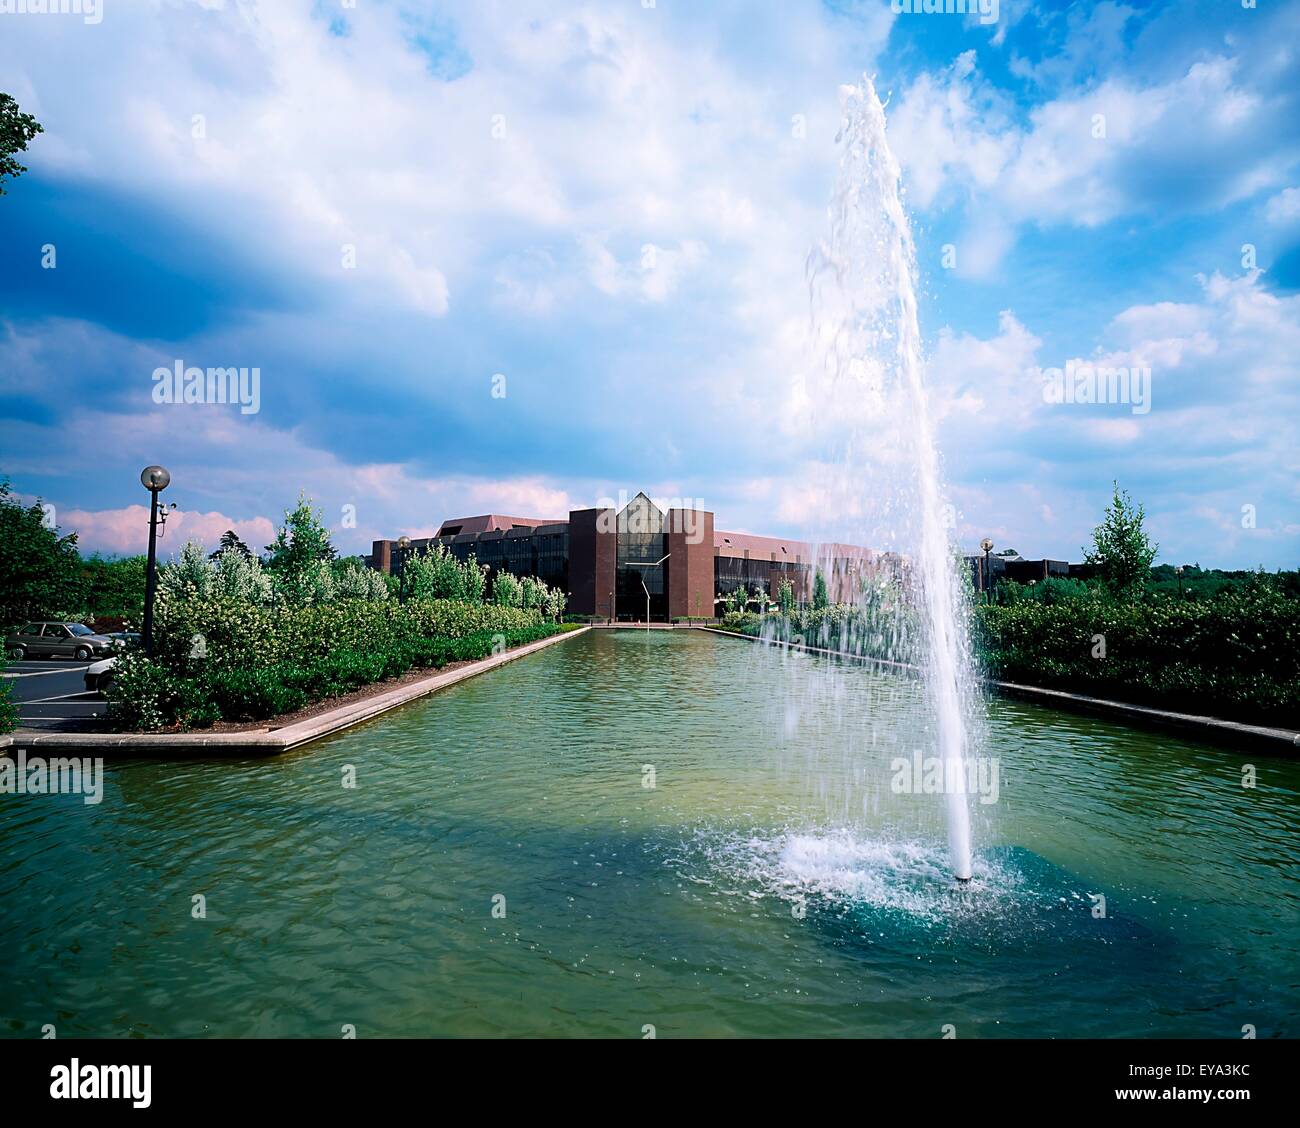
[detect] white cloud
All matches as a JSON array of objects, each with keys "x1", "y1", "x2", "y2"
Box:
[
  {"x1": 1265, "y1": 186, "x2": 1300, "y2": 225},
  {"x1": 3, "y1": 0, "x2": 874, "y2": 327},
  {"x1": 929, "y1": 271, "x2": 1300, "y2": 566},
  {"x1": 1, "y1": 0, "x2": 1295, "y2": 572},
  {"x1": 889, "y1": 31, "x2": 1300, "y2": 275},
  {"x1": 59, "y1": 504, "x2": 277, "y2": 558}
]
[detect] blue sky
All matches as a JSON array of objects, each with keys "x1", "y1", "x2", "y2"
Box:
[{"x1": 0, "y1": 0, "x2": 1297, "y2": 569}]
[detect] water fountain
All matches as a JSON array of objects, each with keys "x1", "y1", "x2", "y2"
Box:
[{"x1": 802, "y1": 79, "x2": 976, "y2": 881}]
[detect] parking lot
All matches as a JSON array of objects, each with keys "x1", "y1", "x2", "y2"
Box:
[{"x1": 3, "y1": 660, "x2": 105, "y2": 731}]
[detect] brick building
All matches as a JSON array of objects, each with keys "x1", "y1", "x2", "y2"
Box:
[{"x1": 369, "y1": 491, "x2": 889, "y2": 621}]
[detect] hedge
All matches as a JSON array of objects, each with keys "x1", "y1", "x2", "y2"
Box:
[
  {"x1": 150, "y1": 595, "x2": 545, "y2": 672},
  {"x1": 0, "y1": 678, "x2": 16, "y2": 734},
  {"x1": 106, "y1": 596, "x2": 560, "y2": 732},
  {"x1": 718, "y1": 602, "x2": 918, "y2": 664},
  {"x1": 973, "y1": 589, "x2": 1299, "y2": 727},
  {"x1": 719, "y1": 591, "x2": 1299, "y2": 727}
]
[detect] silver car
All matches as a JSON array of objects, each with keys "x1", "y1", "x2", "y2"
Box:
[{"x1": 5, "y1": 621, "x2": 117, "y2": 661}]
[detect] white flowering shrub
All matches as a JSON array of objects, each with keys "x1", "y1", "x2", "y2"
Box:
[
  {"x1": 271, "y1": 558, "x2": 336, "y2": 607},
  {"x1": 402, "y1": 544, "x2": 490, "y2": 602},
  {"x1": 519, "y1": 575, "x2": 544, "y2": 610},
  {"x1": 492, "y1": 571, "x2": 522, "y2": 608},
  {"x1": 544, "y1": 586, "x2": 567, "y2": 622},
  {"x1": 211, "y1": 545, "x2": 274, "y2": 603},
  {"x1": 152, "y1": 597, "x2": 546, "y2": 673},
  {"x1": 462, "y1": 554, "x2": 489, "y2": 603},
  {"x1": 158, "y1": 540, "x2": 215, "y2": 602},
  {"x1": 160, "y1": 540, "x2": 335, "y2": 608},
  {"x1": 336, "y1": 562, "x2": 389, "y2": 601}
]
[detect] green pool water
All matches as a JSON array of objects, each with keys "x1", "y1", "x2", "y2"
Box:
[{"x1": 1, "y1": 628, "x2": 1297, "y2": 1038}]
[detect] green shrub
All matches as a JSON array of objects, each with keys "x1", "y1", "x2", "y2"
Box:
[
  {"x1": 109, "y1": 619, "x2": 568, "y2": 729},
  {"x1": 974, "y1": 589, "x2": 1300, "y2": 726},
  {"x1": 720, "y1": 601, "x2": 919, "y2": 664},
  {"x1": 0, "y1": 677, "x2": 16, "y2": 734},
  {"x1": 992, "y1": 576, "x2": 1102, "y2": 606},
  {"x1": 106, "y1": 650, "x2": 215, "y2": 732},
  {"x1": 720, "y1": 611, "x2": 762, "y2": 634},
  {"x1": 150, "y1": 596, "x2": 543, "y2": 673},
  {"x1": 402, "y1": 543, "x2": 488, "y2": 603},
  {"x1": 202, "y1": 666, "x2": 310, "y2": 722},
  {"x1": 720, "y1": 589, "x2": 1299, "y2": 725}
]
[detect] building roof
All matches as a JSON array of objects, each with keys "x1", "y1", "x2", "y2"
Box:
[
  {"x1": 714, "y1": 529, "x2": 807, "y2": 560},
  {"x1": 416, "y1": 506, "x2": 880, "y2": 563},
  {"x1": 435, "y1": 514, "x2": 561, "y2": 536},
  {"x1": 713, "y1": 529, "x2": 879, "y2": 563}
]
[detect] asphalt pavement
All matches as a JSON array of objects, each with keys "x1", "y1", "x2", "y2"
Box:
[{"x1": 2, "y1": 659, "x2": 106, "y2": 731}]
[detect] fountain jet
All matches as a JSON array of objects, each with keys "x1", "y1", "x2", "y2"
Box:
[{"x1": 808, "y1": 80, "x2": 976, "y2": 881}]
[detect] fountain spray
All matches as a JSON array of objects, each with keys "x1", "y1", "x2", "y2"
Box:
[{"x1": 808, "y1": 80, "x2": 975, "y2": 881}]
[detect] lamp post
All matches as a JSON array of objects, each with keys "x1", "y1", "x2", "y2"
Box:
[
  {"x1": 397, "y1": 536, "x2": 411, "y2": 602},
  {"x1": 980, "y1": 537, "x2": 994, "y2": 604},
  {"x1": 608, "y1": 590, "x2": 614, "y2": 625},
  {"x1": 140, "y1": 465, "x2": 171, "y2": 657},
  {"x1": 627, "y1": 554, "x2": 670, "y2": 628}
]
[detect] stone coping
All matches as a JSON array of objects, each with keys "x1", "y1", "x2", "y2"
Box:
[
  {"x1": 587, "y1": 621, "x2": 706, "y2": 629},
  {"x1": 697, "y1": 626, "x2": 1299, "y2": 756},
  {"x1": 0, "y1": 626, "x2": 589, "y2": 757}
]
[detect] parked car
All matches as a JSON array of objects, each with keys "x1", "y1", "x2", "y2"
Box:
[
  {"x1": 5, "y1": 622, "x2": 117, "y2": 661},
  {"x1": 105, "y1": 631, "x2": 141, "y2": 650},
  {"x1": 84, "y1": 656, "x2": 118, "y2": 696}
]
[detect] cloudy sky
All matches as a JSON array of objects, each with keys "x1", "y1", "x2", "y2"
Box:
[{"x1": 1, "y1": 0, "x2": 1297, "y2": 569}]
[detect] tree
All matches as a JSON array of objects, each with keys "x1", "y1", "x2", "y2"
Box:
[
  {"x1": 777, "y1": 578, "x2": 795, "y2": 617},
  {"x1": 264, "y1": 493, "x2": 337, "y2": 577},
  {"x1": 0, "y1": 478, "x2": 84, "y2": 628},
  {"x1": 812, "y1": 569, "x2": 829, "y2": 611},
  {"x1": 0, "y1": 93, "x2": 42, "y2": 196},
  {"x1": 1084, "y1": 482, "x2": 1158, "y2": 601},
  {"x1": 82, "y1": 555, "x2": 147, "y2": 621},
  {"x1": 273, "y1": 558, "x2": 336, "y2": 606},
  {"x1": 209, "y1": 530, "x2": 253, "y2": 561},
  {"x1": 160, "y1": 536, "x2": 371, "y2": 606}
]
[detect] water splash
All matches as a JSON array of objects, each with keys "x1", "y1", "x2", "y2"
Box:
[{"x1": 801, "y1": 79, "x2": 977, "y2": 879}]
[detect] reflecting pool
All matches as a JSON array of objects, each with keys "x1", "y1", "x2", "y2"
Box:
[{"x1": 2, "y1": 629, "x2": 1296, "y2": 1037}]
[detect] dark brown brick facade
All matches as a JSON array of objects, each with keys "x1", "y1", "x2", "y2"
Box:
[
  {"x1": 666, "y1": 508, "x2": 714, "y2": 620},
  {"x1": 567, "y1": 507, "x2": 616, "y2": 617}
]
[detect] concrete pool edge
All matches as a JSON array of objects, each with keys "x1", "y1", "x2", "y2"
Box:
[
  {"x1": 697, "y1": 626, "x2": 1299, "y2": 756},
  {"x1": 0, "y1": 626, "x2": 591, "y2": 757}
]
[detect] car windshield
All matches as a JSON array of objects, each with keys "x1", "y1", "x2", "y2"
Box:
[{"x1": 68, "y1": 624, "x2": 94, "y2": 636}]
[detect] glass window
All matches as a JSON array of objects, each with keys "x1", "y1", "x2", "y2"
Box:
[{"x1": 616, "y1": 495, "x2": 668, "y2": 619}]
